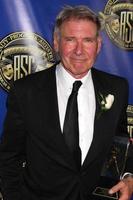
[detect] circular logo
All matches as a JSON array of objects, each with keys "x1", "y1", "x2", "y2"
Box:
[
  {"x1": 99, "y1": 0, "x2": 133, "y2": 50},
  {"x1": 0, "y1": 32, "x2": 55, "y2": 91}
]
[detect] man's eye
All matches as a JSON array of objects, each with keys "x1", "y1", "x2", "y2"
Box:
[
  {"x1": 84, "y1": 38, "x2": 94, "y2": 43},
  {"x1": 65, "y1": 38, "x2": 74, "y2": 41}
]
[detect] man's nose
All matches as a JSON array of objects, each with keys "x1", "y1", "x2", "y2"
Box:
[{"x1": 75, "y1": 42, "x2": 83, "y2": 55}]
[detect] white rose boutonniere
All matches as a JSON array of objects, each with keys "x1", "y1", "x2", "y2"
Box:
[
  {"x1": 97, "y1": 93, "x2": 114, "y2": 118},
  {"x1": 101, "y1": 94, "x2": 114, "y2": 110}
]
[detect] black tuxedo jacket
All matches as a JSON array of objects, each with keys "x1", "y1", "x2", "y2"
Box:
[{"x1": 0, "y1": 65, "x2": 131, "y2": 200}]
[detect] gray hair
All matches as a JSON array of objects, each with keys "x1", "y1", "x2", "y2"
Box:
[{"x1": 54, "y1": 5, "x2": 101, "y2": 34}]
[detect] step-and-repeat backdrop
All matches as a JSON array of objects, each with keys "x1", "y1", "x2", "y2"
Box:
[{"x1": 0, "y1": 0, "x2": 133, "y2": 139}]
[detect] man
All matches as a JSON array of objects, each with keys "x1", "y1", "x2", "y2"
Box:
[{"x1": 0, "y1": 5, "x2": 133, "y2": 200}]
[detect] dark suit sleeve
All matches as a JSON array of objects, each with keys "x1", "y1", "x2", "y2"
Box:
[{"x1": 0, "y1": 84, "x2": 26, "y2": 200}]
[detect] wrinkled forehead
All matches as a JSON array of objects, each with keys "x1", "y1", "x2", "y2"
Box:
[{"x1": 59, "y1": 19, "x2": 99, "y2": 36}]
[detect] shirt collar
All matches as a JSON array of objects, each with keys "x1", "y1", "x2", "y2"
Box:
[{"x1": 56, "y1": 62, "x2": 92, "y2": 91}]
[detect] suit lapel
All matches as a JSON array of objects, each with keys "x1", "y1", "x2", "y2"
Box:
[
  {"x1": 82, "y1": 68, "x2": 110, "y2": 169},
  {"x1": 37, "y1": 66, "x2": 78, "y2": 171}
]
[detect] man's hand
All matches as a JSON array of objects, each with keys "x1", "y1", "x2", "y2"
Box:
[{"x1": 109, "y1": 177, "x2": 133, "y2": 200}]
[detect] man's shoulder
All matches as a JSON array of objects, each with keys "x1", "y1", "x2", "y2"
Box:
[
  {"x1": 91, "y1": 68, "x2": 129, "y2": 95},
  {"x1": 9, "y1": 64, "x2": 56, "y2": 97},
  {"x1": 17, "y1": 64, "x2": 55, "y2": 82},
  {"x1": 13, "y1": 65, "x2": 56, "y2": 87},
  {"x1": 92, "y1": 67, "x2": 128, "y2": 84}
]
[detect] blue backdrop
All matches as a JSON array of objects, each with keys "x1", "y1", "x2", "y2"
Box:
[{"x1": 0, "y1": 1, "x2": 133, "y2": 199}]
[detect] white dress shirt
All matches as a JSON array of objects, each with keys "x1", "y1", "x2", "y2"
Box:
[{"x1": 56, "y1": 63, "x2": 96, "y2": 164}]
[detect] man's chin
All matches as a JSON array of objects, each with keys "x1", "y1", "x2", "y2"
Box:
[{"x1": 70, "y1": 70, "x2": 90, "y2": 79}]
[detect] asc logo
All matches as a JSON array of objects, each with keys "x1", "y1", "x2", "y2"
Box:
[
  {"x1": 99, "y1": 0, "x2": 133, "y2": 50},
  {"x1": 0, "y1": 32, "x2": 55, "y2": 91}
]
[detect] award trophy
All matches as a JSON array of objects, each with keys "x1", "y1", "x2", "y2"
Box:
[{"x1": 92, "y1": 136, "x2": 132, "y2": 200}]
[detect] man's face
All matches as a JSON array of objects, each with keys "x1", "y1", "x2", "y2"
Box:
[{"x1": 54, "y1": 19, "x2": 102, "y2": 79}]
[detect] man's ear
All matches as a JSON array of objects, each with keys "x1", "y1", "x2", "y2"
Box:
[
  {"x1": 53, "y1": 32, "x2": 59, "y2": 52},
  {"x1": 97, "y1": 35, "x2": 102, "y2": 54}
]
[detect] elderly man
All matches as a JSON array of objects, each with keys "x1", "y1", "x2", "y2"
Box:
[{"x1": 0, "y1": 5, "x2": 133, "y2": 200}]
